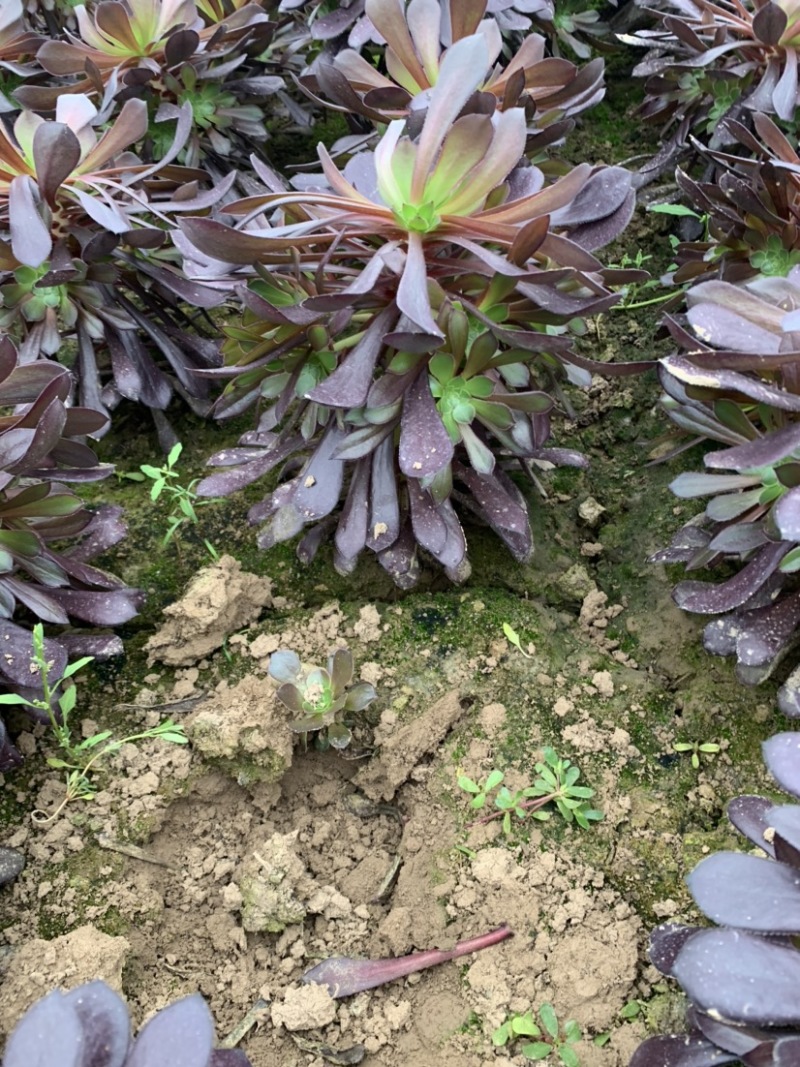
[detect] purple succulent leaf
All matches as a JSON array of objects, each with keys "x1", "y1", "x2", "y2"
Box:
[
  {"x1": 3, "y1": 989, "x2": 83, "y2": 1067},
  {"x1": 775, "y1": 487, "x2": 800, "y2": 541},
  {"x1": 0, "y1": 620, "x2": 66, "y2": 687},
  {"x1": 779, "y1": 667, "x2": 800, "y2": 718},
  {"x1": 378, "y1": 519, "x2": 420, "y2": 589},
  {"x1": 399, "y1": 370, "x2": 454, "y2": 479},
  {"x1": 706, "y1": 525, "x2": 769, "y2": 554},
  {"x1": 764, "y1": 733, "x2": 800, "y2": 796},
  {"x1": 308, "y1": 307, "x2": 395, "y2": 408},
  {"x1": 367, "y1": 435, "x2": 400, "y2": 551},
  {"x1": 663, "y1": 356, "x2": 800, "y2": 411},
  {"x1": 330, "y1": 648, "x2": 354, "y2": 696},
  {"x1": 60, "y1": 634, "x2": 124, "y2": 659},
  {"x1": 774, "y1": 47, "x2": 798, "y2": 121},
  {"x1": 736, "y1": 591, "x2": 800, "y2": 667},
  {"x1": 42, "y1": 587, "x2": 141, "y2": 626},
  {"x1": 768, "y1": 805, "x2": 800, "y2": 867},
  {"x1": 727, "y1": 796, "x2": 776, "y2": 855},
  {"x1": 704, "y1": 423, "x2": 800, "y2": 471},
  {"x1": 344, "y1": 681, "x2": 376, "y2": 712},
  {"x1": 334, "y1": 421, "x2": 396, "y2": 462},
  {"x1": 196, "y1": 437, "x2": 305, "y2": 498},
  {"x1": 66, "y1": 506, "x2": 128, "y2": 564},
  {"x1": 289, "y1": 714, "x2": 327, "y2": 733},
  {"x1": 430, "y1": 495, "x2": 468, "y2": 574},
  {"x1": 63, "y1": 981, "x2": 130, "y2": 1067},
  {"x1": 692, "y1": 1010, "x2": 776, "y2": 1057},
  {"x1": 674, "y1": 541, "x2": 790, "y2": 614},
  {"x1": 291, "y1": 424, "x2": 346, "y2": 521},
  {"x1": 688, "y1": 852, "x2": 800, "y2": 932},
  {"x1": 32, "y1": 122, "x2": 81, "y2": 207},
  {"x1": 268, "y1": 650, "x2": 302, "y2": 684},
  {"x1": 0, "y1": 721, "x2": 23, "y2": 772},
  {"x1": 209, "y1": 1051, "x2": 253, "y2": 1067},
  {"x1": 648, "y1": 923, "x2": 700, "y2": 977},
  {"x1": 397, "y1": 232, "x2": 443, "y2": 338},
  {"x1": 563, "y1": 188, "x2": 637, "y2": 252},
  {"x1": 454, "y1": 462, "x2": 532, "y2": 562},
  {"x1": 335, "y1": 458, "x2": 370, "y2": 566},
  {"x1": 328, "y1": 722, "x2": 352, "y2": 750},
  {"x1": 673, "y1": 929, "x2": 800, "y2": 1026},
  {"x1": 408, "y1": 477, "x2": 448, "y2": 555},
  {"x1": 9, "y1": 174, "x2": 51, "y2": 267},
  {"x1": 753, "y1": 1, "x2": 788, "y2": 44},
  {"x1": 669, "y1": 472, "x2": 759, "y2": 498},
  {"x1": 629, "y1": 1034, "x2": 738, "y2": 1067},
  {"x1": 278, "y1": 683, "x2": 308, "y2": 714},
  {"x1": 121, "y1": 994, "x2": 213, "y2": 1067}
]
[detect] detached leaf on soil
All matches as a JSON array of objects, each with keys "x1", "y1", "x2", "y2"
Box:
[{"x1": 301, "y1": 924, "x2": 513, "y2": 997}]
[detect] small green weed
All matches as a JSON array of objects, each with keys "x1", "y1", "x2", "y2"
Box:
[
  {"x1": 127, "y1": 443, "x2": 220, "y2": 559},
  {"x1": 502, "y1": 622, "x2": 534, "y2": 658},
  {"x1": 493, "y1": 1003, "x2": 582, "y2": 1065},
  {"x1": 458, "y1": 748, "x2": 603, "y2": 834},
  {"x1": 673, "y1": 739, "x2": 720, "y2": 770},
  {"x1": 0, "y1": 625, "x2": 188, "y2": 821}
]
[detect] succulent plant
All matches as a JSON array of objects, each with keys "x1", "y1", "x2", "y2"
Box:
[
  {"x1": 268, "y1": 647, "x2": 376, "y2": 749},
  {"x1": 178, "y1": 28, "x2": 642, "y2": 585},
  {"x1": 632, "y1": 731, "x2": 800, "y2": 1067},
  {"x1": 1, "y1": 979, "x2": 252, "y2": 1067},
  {"x1": 0, "y1": 336, "x2": 141, "y2": 769},
  {"x1": 652, "y1": 271, "x2": 800, "y2": 706}
]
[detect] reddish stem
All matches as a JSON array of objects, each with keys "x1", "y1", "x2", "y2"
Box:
[
  {"x1": 302, "y1": 924, "x2": 513, "y2": 998},
  {"x1": 470, "y1": 791, "x2": 556, "y2": 827}
]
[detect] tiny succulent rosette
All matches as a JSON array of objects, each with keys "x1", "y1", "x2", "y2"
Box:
[
  {"x1": 632, "y1": 732, "x2": 800, "y2": 1067},
  {"x1": 1, "y1": 979, "x2": 252, "y2": 1067},
  {"x1": 652, "y1": 270, "x2": 800, "y2": 704},
  {"x1": 268, "y1": 647, "x2": 376, "y2": 750}
]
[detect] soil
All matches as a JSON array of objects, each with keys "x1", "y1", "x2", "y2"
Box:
[{"x1": 0, "y1": 68, "x2": 787, "y2": 1067}]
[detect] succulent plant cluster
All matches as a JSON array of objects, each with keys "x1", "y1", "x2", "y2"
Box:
[
  {"x1": 628, "y1": 0, "x2": 800, "y2": 161},
  {"x1": 632, "y1": 732, "x2": 800, "y2": 1067},
  {"x1": 1, "y1": 980, "x2": 252, "y2": 1066},
  {"x1": 176, "y1": 0, "x2": 644, "y2": 586}
]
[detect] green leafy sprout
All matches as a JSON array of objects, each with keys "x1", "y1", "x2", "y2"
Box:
[
  {"x1": 503, "y1": 622, "x2": 534, "y2": 659},
  {"x1": 133, "y1": 443, "x2": 220, "y2": 559},
  {"x1": 0, "y1": 625, "x2": 188, "y2": 822},
  {"x1": 493, "y1": 1003, "x2": 582, "y2": 1065},
  {"x1": 673, "y1": 739, "x2": 720, "y2": 770},
  {"x1": 458, "y1": 748, "x2": 603, "y2": 834}
]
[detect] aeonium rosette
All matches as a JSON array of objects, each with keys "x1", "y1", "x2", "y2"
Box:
[{"x1": 179, "y1": 32, "x2": 641, "y2": 586}]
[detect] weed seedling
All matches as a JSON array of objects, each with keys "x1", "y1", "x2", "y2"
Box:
[
  {"x1": 493, "y1": 1003, "x2": 582, "y2": 1065},
  {"x1": 673, "y1": 739, "x2": 720, "y2": 770},
  {"x1": 0, "y1": 625, "x2": 188, "y2": 821},
  {"x1": 458, "y1": 748, "x2": 603, "y2": 834},
  {"x1": 502, "y1": 622, "x2": 534, "y2": 658},
  {"x1": 137, "y1": 443, "x2": 220, "y2": 559}
]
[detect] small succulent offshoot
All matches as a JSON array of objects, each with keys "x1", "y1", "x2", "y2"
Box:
[{"x1": 268, "y1": 648, "x2": 376, "y2": 751}]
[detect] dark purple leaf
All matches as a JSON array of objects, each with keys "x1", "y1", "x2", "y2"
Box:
[
  {"x1": 377, "y1": 520, "x2": 419, "y2": 589},
  {"x1": 673, "y1": 929, "x2": 800, "y2": 1026},
  {"x1": 268, "y1": 649, "x2": 301, "y2": 683},
  {"x1": 126, "y1": 993, "x2": 214, "y2": 1067},
  {"x1": 774, "y1": 48, "x2": 798, "y2": 121},
  {"x1": 704, "y1": 424, "x2": 800, "y2": 471},
  {"x1": 63, "y1": 980, "x2": 130, "y2": 1067},
  {"x1": 32, "y1": 122, "x2": 81, "y2": 206},
  {"x1": 367, "y1": 435, "x2": 400, "y2": 552},
  {"x1": 769, "y1": 805, "x2": 800, "y2": 867},
  {"x1": 210, "y1": 1051, "x2": 254, "y2": 1067},
  {"x1": 753, "y1": 2, "x2": 788, "y2": 44},
  {"x1": 196, "y1": 437, "x2": 304, "y2": 498},
  {"x1": 775, "y1": 487, "x2": 800, "y2": 541},
  {"x1": 335, "y1": 459, "x2": 370, "y2": 568},
  {"x1": 764, "y1": 733, "x2": 800, "y2": 797},
  {"x1": 308, "y1": 307, "x2": 395, "y2": 407},
  {"x1": 2, "y1": 989, "x2": 83, "y2": 1067},
  {"x1": 399, "y1": 369, "x2": 454, "y2": 479},
  {"x1": 408, "y1": 477, "x2": 447, "y2": 555},
  {"x1": 648, "y1": 924, "x2": 699, "y2": 977},
  {"x1": 44, "y1": 587, "x2": 141, "y2": 626},
  {"x1": 9, "y1": 175, "x2": 51, "y2": 267},
  {"x1": 688, "y1": 852, "x2": 800, "y2": 932},
  {"x1": 727, "y1": 796, "x2": 777, "y2": 855},
  {"x1": 629, "y1": 1034, "x2": 738, "y2": 1067},
  {"x1": 674, "y1": 542, "x2": 790, "y2": 614},
  {"x1": 692, "y1": 1011, "x2": 775, "y2": 1057},
  {"x1": 291, "y1": 425, "x2": 346, "y2": 521}
]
